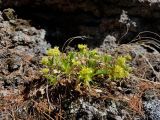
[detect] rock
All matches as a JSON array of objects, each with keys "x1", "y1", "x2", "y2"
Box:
[
  {"x1": 143, "y1": 89, "x2": 157, "y2": 101},
  {"x1": 67, "y1": 98, "x2": 142, "y2": 120},
  {"x1": 139, "y1": 0, "x2": 160, "y2": 5},
  {"x1": 0, "y1": 11, "x2": 4, "y2": 22},
  {"x1": 144, "y1": 99, "x2": 160, "y2": 120},
  {"x1": 7, "y1": 56, "x2": 21, "y2": 72},
  {"x1": 0, "y1": 9, "x2": 50, "y2": 101},
  {"x1": 2, "y1": 8, "x2": 17, "y2": 20},
  {"x1": 100, "y1": 35, "x2": 117, "y2": 52}
]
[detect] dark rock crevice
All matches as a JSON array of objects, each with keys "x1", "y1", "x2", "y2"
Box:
[{"x1": 1, "y1": 0, "x2": 160, "y2": 48}]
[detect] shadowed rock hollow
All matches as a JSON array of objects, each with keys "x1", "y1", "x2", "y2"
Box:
[{"x1": 1, "y1": 0, "x2": 160, "y2": 47}]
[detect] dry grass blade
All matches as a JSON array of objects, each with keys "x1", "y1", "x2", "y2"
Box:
[
  {"x1": 138, "y1": 31, "x2": 160, "y2": 39},
  {"x1": 129, "y1": 31, "x2": 160, "y2": 52},
  {"x1": 131, "y1": 75, "x2": 160, "y2": 88},
  {"x1": 130, "y1": 31, "x2": 160, "y2": 43},
  {"x1": 141, "y1": 54, "x2": 160, "y2": 81},
  {"x1": 62, "y1": 36, "x2": 91, "y2": 52},
  {"x1": 128, "y1": 95, "x2": 143, "y2": 115},
  {"x1": 46, "y1": 81, "x2": 55, "y2": 110}
]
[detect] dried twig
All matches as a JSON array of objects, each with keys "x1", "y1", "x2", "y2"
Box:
[{"x1": 46, "y1": 80, "x2": 55, "y2": 110}]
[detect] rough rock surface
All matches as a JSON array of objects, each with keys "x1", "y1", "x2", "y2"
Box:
[
  {"x1": 144, "y1": 99, "x2": 160, "y2": 120},
  {"x1": 0, "y1": 11, "x2": 50, "y2": 87},
  {"x1": 0, "y1": 10, "x2": 50, "y2": 119}
]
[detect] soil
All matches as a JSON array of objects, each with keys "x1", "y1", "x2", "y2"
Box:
[{"x1": 0, "y1": 6, "x2": 160, "y2": 120}]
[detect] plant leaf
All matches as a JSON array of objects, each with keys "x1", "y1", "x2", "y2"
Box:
[{"x1": 94, "y1": 69, "x2": 108, "y2": 76}]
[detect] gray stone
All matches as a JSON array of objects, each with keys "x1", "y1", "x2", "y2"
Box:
[{"x1": 144, "y1": 99, "x2": 160, "y2": 120}]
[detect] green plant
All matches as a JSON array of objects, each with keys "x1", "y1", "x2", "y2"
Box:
[
  {"x1": 41, "y1": 44, "x2": 132, "y2": 87},
  {"x1": 79, "y1": 67, "x2": 94, "y2": 86}
]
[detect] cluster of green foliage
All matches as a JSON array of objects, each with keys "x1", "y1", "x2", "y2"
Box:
[{"x1": 41, "y1": 44, "x2": 131, "y2": 87}]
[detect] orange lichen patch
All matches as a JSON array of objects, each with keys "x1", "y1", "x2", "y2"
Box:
[{"x1": 128, "y1": 95, "x2": 144, "y2": 115}]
